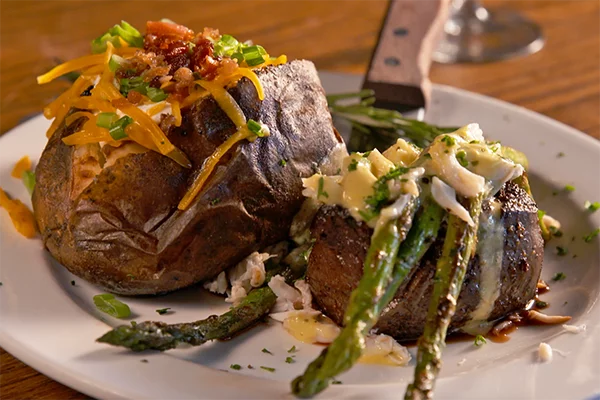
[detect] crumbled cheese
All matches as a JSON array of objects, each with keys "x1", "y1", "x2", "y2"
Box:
[
  {"x1": 563, "y1": 324, "x2": 586, "y2": 334},
  {"x1": 203, "y1": 252, "x2": 271, "y2": 305},
  {"x1": 538, "y1": 342, "x2": 553, "y2": 363},
  {"x1": 360, "y1": 334, "x2": 412, "y2": 366},
  {"x1": 268, "y1": 275, "x2": 302, "y2": 313},
  {"x1": 431, "y1": 176, "x2": 475, "y2": 226}
]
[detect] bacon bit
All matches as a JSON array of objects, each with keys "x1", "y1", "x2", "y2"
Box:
[
  {"x1": 527, "y1": 310, "x2": 571, "y2": 325},
  {"x1": 127, "y1": 90, "x2": 144, "y2": 104},
  {"x1": 0, "y1": 188, "x2": 37, "y2": 238},
  {"x1": 200, "y1": 27, "x2": 220, "y2": 41},
  {"x1": 146, "y1": 21, "x2": 195, "y2": 41},
  {"x1": 173, "y1": 67, "x2": 194, "y2": 91},
  {"x1": 11, "y1": 156, "x2": 32, "y2": 179},
  {"x1": 191, "y1": 37, "x2": 220, "y2": 80},
  {"x1": 142, "y1": 65, "x2": 171, "y2": 82}
]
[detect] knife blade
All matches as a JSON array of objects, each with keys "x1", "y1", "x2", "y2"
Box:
[{"x1": 362, "y1": 0, "x2": 450, "y2": 118}]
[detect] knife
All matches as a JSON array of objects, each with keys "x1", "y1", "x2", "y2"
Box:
[{"x1": 362, "y1": 0, "x2": 450, "y2": 117}]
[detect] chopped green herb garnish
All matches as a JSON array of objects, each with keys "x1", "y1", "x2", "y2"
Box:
[
  {"x1": 96, "y1": 112, "x2": 119, "y2": 129},
  {"x1": 363, "y1": 166, "x2": 410, "y2": 214},
  {"x1": 156, "y1": 308, "x2": 171, "y2": 315},
  {"x1": 230, "y1": 364, "x2": 242, "y2": 370},
  {"x1": 348, "y1": 159, "x2": 358, "y2": 172},
  {"x1": 93, "y1": 293, "x2": 131, "y2": 318},
  {"x1": 441, "y1": 135, "x2": 456, "y2": 146},
  {"x1": 279, "y1": 159, "x2": 287, "y2": 167},
  {"x1": 108, "y1": 116, "x2": 133, "y2": 140},
  {"x1": 22, "y1": 170, "x2": 36, "y2": 195},
  {"x1": 262, "y1": 348, "x2": 273, "y2": 355},
  {"x1": 91, "y1": 21, "x2": 143, "y2": 54},
  {"x1": 456, "y1": 150, "x2": 469, "y2": 167},
  {"x1": 474, "y1": 334, "x2": 486, "y2": 346},
  {"x1": 260, "y1": 366, "x2": 276, "y2": 372},
  {"x1": 557, "y1": 152, "x2": 565, "y2": 158},
  {"x1": 583, "y1": 228, "x2": 600, "y2": 243},
  {"x1": 146, "y1": 86, "x2": 169, "y2": 102},
  {"x1": 108, "y1": 54, "x2": 126, "y2": 72},
  {"x1": 242, "y1": 45, "x2": 268, "y2": 67},
  {"x1": 247, "y1": 119, "x2": 268, "y2": 137},
  {"x1": 317, "y1": 176, "x2": 329, "y2": 199},
  {"x1": 564, "y1": 184, "x2": 575, "y2": 192},
  {"x1": 287, "y1": 345, "x2": 297, "y2": 353},
  {"x1": 423, "y1": 153, "x2": 432, "y2": 159},
  {"x1": 552, "y1": 272, "x2": 566, "y2": 281},
  {"x1": 535, "y1": 300, "x2": 548, "y2": 308},
  {"x1": 285, "y1": 356, "x2": 295, "y2": 364},
  {"x1": 119, "y1": 77, "x2": 168, "y2": 102},
  {"x1": 584, "y1": 201, "x2": 600, "y2": 212},
  {"x1": 556, "y1": 246, "x2": 568, "y2": 256},
  {"x1": 549, "y1": 226, "x2": 563, "y2": 237},
  {"x1": 70, "y1": 280, "x2": 76, "y2": 286}
]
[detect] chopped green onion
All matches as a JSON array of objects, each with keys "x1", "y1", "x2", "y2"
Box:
[
  {"x1": 93, "y1": 293, "x2": 131, "y2": 318},
  {"x1": 279, "y1": 159, "x2": 287, "y2": 167},
  {"x1": 474, "y1": 335, "x2": 487, "y2": 346},
  {"x1": 552, "y1": 272, "x2": 566, "y2": 281},
  {"x1": 22, "y1": 170, "x2": 35, "y2": 195},
  {"x1": 246, "y1": 119, "x2": 269, "y2": 137},
  {"x1": 260, "y1": 366, "x2": 276, "y2": 372},
  {"x1": 91, "y1": 20, "x2": 143, "y2": 54},
  {"x1": 285, "y1": 356, "x2": 295, "y2": 364},
  {"x1": 214, "y1": 34, "x2": 240, "y2": 57},
  {"x1": 556, "y1": 246, "x2": 568, "y2": 256},
  {"x1": 96, "y1": 112, "x2": 119, "y2": 129},
  {"x1": 564, "y1": 184, "x2": 575, "y2": 192},
  {"x1": 146, "y1": 87, "x2": 168, "y2": 102},
  {"x1": 584, "y1": 201, "x2": 600, "y2": 212},
  {"x1": 108, "y1": 116, "x2": 133, "y2": 140},
  {"x1": 230, "y1": 364, "x2": 242, "y2": 370},
  {"x1": 241, "y1": 45, "x2": 266, "y2": 66},
  {"x1": 108, "y1": 54, "x2": 126, "y2": 72},
  {"x1": 156, "y1": 308, "x2": 171, "y2": 315},
  {"x1": 549, "y1": 226, "x2": 563, "y2": 237},
  {"x1": 441, "y1": 135, "x2": 456, "y2": 146},
  {"x1": 287, "y1": 345, "x2": 297, "y2": 353},
  {"x1": 261, "y1": 348, "x2": 273, "y2": 355}
]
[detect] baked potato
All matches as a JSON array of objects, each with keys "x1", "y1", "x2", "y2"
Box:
[{"x1": 33, "y1": 59, "x2": 342, "y2": 295}]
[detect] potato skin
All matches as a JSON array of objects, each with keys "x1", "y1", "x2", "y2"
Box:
[{"x1": 33, "y1": 60, "x2": 341, "y2": 295}]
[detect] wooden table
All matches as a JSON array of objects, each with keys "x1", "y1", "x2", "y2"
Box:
[{"x1": 1, "y1": 1, "x2": 598, "y2": 398}]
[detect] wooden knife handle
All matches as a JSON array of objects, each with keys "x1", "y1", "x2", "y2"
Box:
[{"x1": 363, "y1": 0, "x2": 450, "y2": 110}]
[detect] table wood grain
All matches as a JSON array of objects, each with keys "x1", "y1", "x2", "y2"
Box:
[{"x1": 1, "y1": 1, "x2": 598, "y2": 398}]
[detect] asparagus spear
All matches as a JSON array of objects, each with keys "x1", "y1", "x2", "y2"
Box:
[
  {"x1": 97, "y1": 285, "x2": 276, "y2": 351},
  {"x1": 404, "y1": 194, "x2": 485, "y2": 400},
  {"x1": 378, "y1": 196, "x2": 445, "y2": 310},
  {"x1": 292, "y1": 195, "x2": 418, "y2": 398}
]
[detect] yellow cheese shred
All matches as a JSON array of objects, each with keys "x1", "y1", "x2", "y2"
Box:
[
  {"x1": 178, "y1": 127, "x2": 253, "y2": 210},
  {"x1": 0, "y1": 188, "x2": 37, "y2": 238},
  {"x1": 171, "y1": 100, "x2": 182, "y2": 126},
  {"x1": 36, "y1": 47, "x2": 137, "y2": 84},
  {"x1": 11, "y1": 156, "x2": 32, "y2": 179}
]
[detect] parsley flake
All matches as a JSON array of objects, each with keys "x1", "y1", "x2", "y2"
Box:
[
  {"x1": 552, "y1": 272, "x2": 567, "y2": 281},
  {"x1": 287, "y1": 345, "x2": 297, "y2": 353},
  {"x1": 317, "y1": 176, "x2": 329, "y2": 199},
  {"x1": 456, "y1": 151, "x2": 469, "y2": 167},
  {"x1": 474, "y1": 335, "x2": 487, "y2": 346},
  {"x1": 583, "y1": 228, "x2": 600, "y2": 243},
  {"x1": 556, "y1": 246, "x2": 568, "y2": 256},
  {"x1": 262, "y1": 348, "x2": 273, "y2": 355},
  {"x1": 332, "y1": 380, "x2": 342, "y2": 385},
  {"x1": 230, "y1": 364, "x2": 242, "y2": 370},
  {"x1": 156, "y1": 308, "x2": 171, "y2": 315},
  {"x1": 260, "y1": 366, "x2": 276, "y2": 372},
  {"x1": 564, "y1": 184, "x2": 575, "y2": 192},
  {"x1": 285, "y1": 356, "x2": 295, "y2": 364},
  {"x1": 348, "y1": 159, "x2": 358, "y2": 172}
]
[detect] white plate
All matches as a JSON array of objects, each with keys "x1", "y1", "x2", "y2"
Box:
[{"x1": 1, "y1": 73, "x2": 599, "y2": 400}]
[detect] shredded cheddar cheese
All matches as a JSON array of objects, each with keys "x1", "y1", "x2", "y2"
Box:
[
  {"x1": 171, "y1": 100, "x2": 182, "y2": 126},
  {"x1": 0, "y1": 188, "x2": 37, "y2": 238},
  {"x1": 11, "y1": 156, "x2": 32, "y2": 179}
]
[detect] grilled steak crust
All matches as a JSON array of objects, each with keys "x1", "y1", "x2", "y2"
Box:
[{"x1": 306, "y1": 182, "x2": 544, "y2": 341}]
